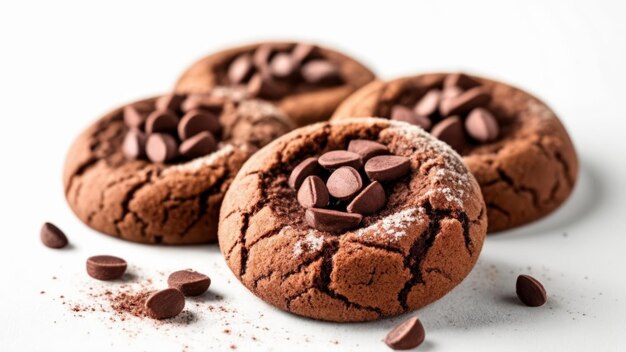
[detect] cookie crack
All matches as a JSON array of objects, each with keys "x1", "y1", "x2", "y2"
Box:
[
  {"x1": 112, "y1": 169, "x2": 157, "y2": 238},
  {"x1": 496, "y1": 167, "x2": 541, "y2": 209},
  {"x1": 315, "y1": 239, "x2": 383, "y2": 316}
]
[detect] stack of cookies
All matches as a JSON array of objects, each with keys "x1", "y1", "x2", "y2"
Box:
[{"x1": 63, "y1": 41, "x2": 578, "y2": 325}]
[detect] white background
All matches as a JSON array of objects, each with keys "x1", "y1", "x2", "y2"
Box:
[{"x1": 1, "y1": 1, "x2": 625, "y2": 351}]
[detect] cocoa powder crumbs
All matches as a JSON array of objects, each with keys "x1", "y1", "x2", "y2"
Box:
[{"x1": 109, "y1": 290, "x2": 154, "y2": 319}]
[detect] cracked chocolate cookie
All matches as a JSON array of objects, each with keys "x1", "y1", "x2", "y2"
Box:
[
  {"x1": 64, "y1": 89, "x2": 294, "y2": 244},
  {"x1": 218, "y1": 118, "x2": 487, "y2": 322},
  {"x1": 173, "y1": 41, "x2": 375, "y2": 127},
  {"x1": 332, "y1": 73, "x2": 578, "y2": 233}
]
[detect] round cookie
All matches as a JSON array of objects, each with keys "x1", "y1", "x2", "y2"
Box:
[
  {"x1": 174, "y1": 41, "x2": 375, "y2": 127},
  {"x1": 64, "y1": 89, "x2": 294, "y2": 244},
  {"x1": 218, "y1": 118, "x2": 487, "y2": 322},
  {"x1": 332, "y1": 73, "x2": 578, "y2": 233}
]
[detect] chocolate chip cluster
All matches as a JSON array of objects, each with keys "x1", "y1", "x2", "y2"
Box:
[
  {"x1": 289, "y1": 140, "x2": 410, "y2": 233},
  {"x1": 122, "y1": 94, "x2": 225, "y2": 163},
  {"x1": 227, "y1": 43, "x2": 343, "y2": 99},
  {"x1": 391, "y1": 73, "x2": 500, "y2": 152}
]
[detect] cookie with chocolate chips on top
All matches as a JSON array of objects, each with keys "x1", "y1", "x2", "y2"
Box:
[
  {"x1": 174, "y1": 41, "x2": 375, "y2": 126},
  {"x1": 333, "y1": 73, "x2": 578, "y2": 232},
  {"x1": 218, "y1": 118, "x2": 487, "y2": 322},
  {"x1": 64, "y1": 88, "x2": 294, "y2": 244}
]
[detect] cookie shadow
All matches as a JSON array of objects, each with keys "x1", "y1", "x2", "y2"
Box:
[{"x1": 489, "y1": 157, "x2": 606, "y2": 239}]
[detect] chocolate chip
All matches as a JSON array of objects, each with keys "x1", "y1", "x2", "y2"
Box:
[
  {"x1": 289, "y1": 157, "x2": 323, "y2": 189},
  {"x1": 145, "y1": 288, "x2": 185, "y2": 319},
  {"x1": 391, "y1": 105, "x2": 432, "y2": 130},
  {"x1": 228, "y1": 53, "x2": 254, "y2": 84},
  {"x1": 326, "y1": 166, "x2": 363, "y2": 200},
  {"x1": 364, "y1": 155, "x2": 410, "y2": 182},
  {"x1": 178, "y1": 109, "x2": 221, "y2": 140},
  {"x1": 431, "y1": 116, "x2": 466, "y2": 151},
  {"x1": 86, "y1": 255, "x2": 127, "y2": 281},
  {"x1": 145, "y1": 110, "x2": 178, "y2": 134},
  {"x1": 305, "y1": 208, "x2": 362, "y2": 233},
  {"x1": 318, "y1": 150, "x2": 363, "y2": 170},
  {"x1": 269, "y1": 52, "x2": 296, "y2": 78},
  {"x1": 384, "y1": 316, "x2": 425, "y2": 350},
  {"x1": 440, "y1": 86, "x2": 490, "y2": 116},
  {"x1": 168, "y1": 270, "x2": 211, "y2": 297},
  {"x1": 122, "y1": 129, "x2": 147, "y2": 160},
  {"x1": 347, "y1": 181, "x2": 386, "y2": 215},
  {"x1": 347, "y1": 139, "x2": 389, "y2": 162},
  {"x1": 297, "y1": 175, "x2": 330, "y2": 208},
  {"x1": 444, "y1": 73, "x2": 480, "y2": 90},
  {"x1": 123, "y1": 104, "x2": 151, "y2": 129},
  {"x1": 291, "y1": 43, "x2": 315, "y2": 65},
  {"x1": 40, "y1": 222, "x2": 68, "y2": 249},
  {"x1": 179, "y1": 131, "x2": 216, "y2": 159},
  {"x1": 155, "y1": 94, "x2": 185, "y2": 112},
  {"x1": 465, "y1": 107, "x2": 499, "y2": 142},
  {"x1": 414, "y1": 89, "x2": 441, "y2": 117},
  {"x1": 146, "y1": 133, "x2": 178, "y2": 163},
  {"x1": 253, "y1": 44, "x2": 275, "y2": 72},
  {"x1": 516, "y1": 275, "x2": 547, "y2": 307},
  {"x1": 181, "y1": 94, "x2": 226, "y2": 113},
  {"x1": 301, "y1": 60, "x2": 340, "y2": 85},
  {"x1": 247, "y1": 73, "x2": 290, "y2": 99}
]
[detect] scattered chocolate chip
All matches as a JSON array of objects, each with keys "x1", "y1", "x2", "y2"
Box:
[
  {"x1": 364, "y1": 155, "x2": 410, "y2": 182},
  {"x1": 301, "y1": 60, "x2": 340, "y2": 85},
  {"x1": 440, "y1": 86, "x2": 490, "y2": 116},
  {"x1": 145, "y1": 110, "x2": 178, "y2": 134},
  {"x1": 178, "y1": 109, "x2": 221, "y2": 140},
  {"x1": 123, "y1": 104, "x2": 151, "y2": 129},
  {"x1": 291, "y1": 43, "x2": 315, "y2": 65},
  {"x1": 318, "y1": 150, "x2": 363, "y2": 170},
  {"x1": 430, "y1": 116, "x2": 465, "y2": 151},
  {"x1": 391, "y1": 105, "x2": 432, "y2": 130},
  {"x1": 414, "y1": 89, "x2": 441, "y2": 117},
  {"x1": 516, "y1": 275, "x2": 547, "y2": 307},
  {"x1": 179, "y1": 131, "x2": 217, "y2": 159},
  {"x1": 269, "y1": 52, "x2": 296, "y2": 78},
  {"x1": 146, "y1": 133, "x2": 178, "y2": 163},
  {"x1": 155, "y1": 94, "x2": 185, "y2": 112},
  {"x1": 122, "y1": 129, "x2": 147, "y2": 160},
  {"x1": 289, "y1": 157, "x2": 323, "y2": 189},
  {"x1": 347, "y1": 181, "x2": 386, "y2": 215},
  {"x1": 40, "y1": 222, "x2": 68, "y2": 249},
  {"x1": 86, "y1": 255, "x2": 127, "y2": 281},
  {"x1": 465, "y1": 107, "x2": 499, "y2": 142},
  {"x1": 347, "y1": 139, "x2": 389, "y2": 162},
  {"x1": 167, "y1": 270, "x2": 211, "y2": 297},
  {"x1": 326, "y1": 166, "x2": 363, "y2": 200},
  {"x1": 305, "y1": 208, "x2": 362, "y2": 233},
  {"x1": 145, "y1": 288, "x2": 185, "y2": 319},
  {"x1": 444, "y1": 73, "x2": 480, "y2": 90},
  {"x1": 384, "y1": 316, "x2": 425, "y2": 350},
  {"x1": 297, "y1": 175, "x2": 330, "y2": 208},
  {"x1": 228, "y1": 54, "x2": 254, "y2": 84}
]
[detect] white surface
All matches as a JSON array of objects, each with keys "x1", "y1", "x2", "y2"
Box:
[{"x1": 1, "y1": 1, "x2": 625, "y2": 351}]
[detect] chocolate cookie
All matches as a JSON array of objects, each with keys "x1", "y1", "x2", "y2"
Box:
[
  {"x1": 173, "y1": 41, "x2": 375, "y2": 127},
  {"x1": 332, "y1": 73, "x2": 578, "y2": 232},
  {"x1": 218, "y1": 118, "x2": 487, "y2": 322},
  {"x1": 64, "y1": 89, "x2": 294, "y2": 244}
]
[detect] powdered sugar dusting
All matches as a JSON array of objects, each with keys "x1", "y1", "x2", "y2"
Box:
[
  {"x1": 162, "y1": 144, "x2": 235, "y2": 175},
  {"x1": 356, "y1": 207, "x2": 425, "y2": 240},
  {"x1": 292, "y1": 229, "x2": 324, "y2": 257}
]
